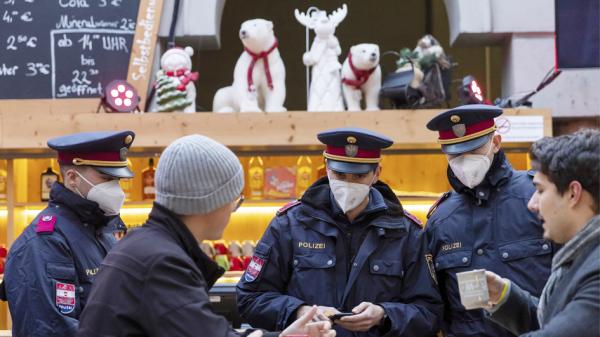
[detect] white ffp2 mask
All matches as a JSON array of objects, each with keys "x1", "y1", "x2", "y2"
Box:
[
  {"x1": 76, "y1": 171, "x2": 125, "y2": 216},
  {"x1": 328, "y1": 175, "x2": 374, "y2": 214},
  {"x1": 448, "y1": 141, "x2": 494, "y2": 189}
]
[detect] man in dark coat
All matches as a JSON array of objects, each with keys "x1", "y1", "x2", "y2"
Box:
[
  {"x1": 424, "y1": 105, "x2": 553, "y2": 337},
  {"x1": 485, "y1": 129, "x2": 600, "y2": 337},
  {"x1": 3, "y1": 131, "x2": 135, "y2": 337},
  {"x1": 237, "y1": 128, "x2": 443, "y2": 337},
  {"x1": 77, "y1": 134, "x2": 336, "y2": 337}
]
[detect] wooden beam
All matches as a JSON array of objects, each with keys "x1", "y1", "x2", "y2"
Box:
[{"x1": 0, "y1": 109, "x2": 552, "y2": 152}]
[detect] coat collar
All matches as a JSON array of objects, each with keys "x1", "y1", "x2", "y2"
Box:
[
  {"x1": 49, "y1": 182, "x2": 113, "y2": 228},
  {"x1": 146, "y1": 203, "x2": 225, "y2": 288},
  {"x1": 298, "y1": 177, "x2": 409, "y2": 233}
]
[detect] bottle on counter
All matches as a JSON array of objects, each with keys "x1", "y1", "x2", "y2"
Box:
[
  {"x1": 295, "y1": 156, "x2": 313, "y2": 197},
  {"x1": 248, "y1": 156, "x2": 264, "y2": 200},
  {"x1": 141, "y1": 158, "x2": 156, "y2": 200},
  {"x1": 121, "y1": 159, "x2": 133, "y2": 202},
  {"x1": 0, "y1": 165, "x2": 7, "y2": 202},
  {"x1": 41, "y1": 160, "x2": 59, "y2": 202}
]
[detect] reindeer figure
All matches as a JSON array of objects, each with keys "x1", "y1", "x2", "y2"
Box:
[{"x1": 295, "y1": 4, "x2": 347, "y2": 112}]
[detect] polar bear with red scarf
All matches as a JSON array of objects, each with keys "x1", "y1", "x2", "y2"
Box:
[
  {"x1": 213, "y1": 19, "x2": 286, "y2": 113},
  {"x1": 342, "y1": 43, "x2": 381, "y2": 111}
]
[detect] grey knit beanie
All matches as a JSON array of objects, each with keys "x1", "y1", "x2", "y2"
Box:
[{"x1": 155, "y1": 134, "x2": 244, "y2": 215}]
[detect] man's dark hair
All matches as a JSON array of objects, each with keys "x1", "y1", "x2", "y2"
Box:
[{"x1": 529, "y1": 128, "x2": 600, "y2": 213}]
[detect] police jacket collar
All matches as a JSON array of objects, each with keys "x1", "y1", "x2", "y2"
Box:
[
  {"x1": 49, "y1": 182, "x2": 113, "y2": 228},
  {"x1": 448, "y1": 150, "x2": 513, "y2": 202},
  {"x1": 299, "y1": 177, "x2": 409, "y2": 231},
  {"x1": 146, "y1": 203, "x2": 225, "y2": 288}
]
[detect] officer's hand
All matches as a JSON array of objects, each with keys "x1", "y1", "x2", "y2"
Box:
[
  {"x1": 485, "y1": 271, "x2": 508, "y2": 306},
  {"x1": 283, "y1": 305, "x2": 336, "y2": 337},
  {"x1": 336, "y1": 302, "x2": 385, "y2": 332},
  {"x1": 297, "y1": 305, "x2": 340, "y2": 322}
]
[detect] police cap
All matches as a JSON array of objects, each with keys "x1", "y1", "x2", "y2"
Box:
[
  {"x1": 426, "y1": 104, "x2": 502, "y2": 155},
  {"x1": 47, "y1": 131, "x2": 135, "y2": 178},
  {"x1": 317, "y1": 127, "x2": 393, "y2": 174}
]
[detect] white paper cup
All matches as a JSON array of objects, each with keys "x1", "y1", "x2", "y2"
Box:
[{"x1": 456, "y1": 269, "x2": 489, "y2": 310}]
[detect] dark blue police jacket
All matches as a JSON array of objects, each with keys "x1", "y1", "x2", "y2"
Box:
[
  {"x1": 4, "y1": 183, "x2": 117, "y2": 337},
  {"x1": 425, "y1": 151, "x2": 553, "y2": 337},
  {"x1": 237, "y1": 178, "x2": 443, "y2": 337}
]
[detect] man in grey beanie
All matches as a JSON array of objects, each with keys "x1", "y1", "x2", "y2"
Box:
[{"x1": 77, "y1": 134, "x2": 336, "y2": 337}]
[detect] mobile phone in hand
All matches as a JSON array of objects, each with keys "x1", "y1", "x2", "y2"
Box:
[{"x1": 328, "y1": 312, "x2": 355, "y2": 320}]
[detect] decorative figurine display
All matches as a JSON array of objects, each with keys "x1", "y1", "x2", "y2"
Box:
[
  {"x1": 295, "y1": 4, "x2": 346, "y2": 112},
  {"x1": 155, "y1": 46, "x2": 198, "y2": 113},
  {"x1": 213, "y1": 18, "x2": 287, "y2": 113},
  {"x1": 382, "y1": 34, "x2": 452, "y2": 108},
  {"x1": 342, "y1": 43, "x2": 382, "y2": 111}
]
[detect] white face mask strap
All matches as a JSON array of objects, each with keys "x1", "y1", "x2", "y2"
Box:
[{"x1": 74, "y1": 170, "x2": 96, "y2": 188}]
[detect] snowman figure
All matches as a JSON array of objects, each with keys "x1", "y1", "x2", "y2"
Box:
[{"x1": 155, "y1": 46, "x2": 198, "y2": 113}]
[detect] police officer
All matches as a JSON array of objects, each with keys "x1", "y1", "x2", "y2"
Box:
[
  {"x1": 424, "y1": 105, "x2": 553, "y2": 337},
  {"x1": 3, "y1": 131, "x2": 135, "y2": 337},
  {"x1": 237, "y1": 128, "x2": 443, "y2": 337}
]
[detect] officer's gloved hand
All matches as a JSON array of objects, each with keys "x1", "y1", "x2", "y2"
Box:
[
  {"x1": 284, "y1": 306, "x2": 337, "y2": 337},
  {"x1": 336, "y1": 302, "x2": 385, "y2": 332}
]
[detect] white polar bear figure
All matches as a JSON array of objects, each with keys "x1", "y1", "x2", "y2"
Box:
[
  {"x1": 341, "y1": 43, "x2": 381, "y2": 111},
  {"x1": 213, "y1": 19, "x2": 286, "y2": 113}
]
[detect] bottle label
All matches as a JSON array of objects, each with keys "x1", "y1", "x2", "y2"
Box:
[{"x1": 143, "y1": 186, "x2": 156, "y2": 194}]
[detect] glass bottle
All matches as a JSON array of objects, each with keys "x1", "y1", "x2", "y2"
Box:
[
  {"x1": 141, "y1": 158, "x2": 156, "y2": 200},
  {"x1": 295, "y1": 156, "x2": 313, "y2": 197},
  {"x1": 248, "y1": 156, "x2": 264, "y2": 200},
  {"x1": 0, "y1": 164, "x2": 7, "y2": 202},
  {"x1": 41, "y1": 159, "x2": 59, "y2": 202},
  {"x1": 120, "y1": 159, "x2": 133, "y2": 202}
]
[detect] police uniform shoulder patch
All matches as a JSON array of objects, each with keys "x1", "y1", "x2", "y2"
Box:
[
  {"x1": 36, "y1": 215, "x2": 57, "y2": 234},
  {"x1": 244, "y1": 256, "x2": 265, "y2": 282},
  {"x1": 425, "y1": 254, "x2": 438, "y2": 285},
  {"x1": 55, "y1": 281, "x2": 76, "y2": 314},
  {"x1": 427, "y1": 192, "x2": 451, "y2": 219},
  {"x1": 403, "y1": 210, "x2": 422, "y2": 227},
  {"x1": 277, "y1": 200, "x2": 301, "y2": 216}
]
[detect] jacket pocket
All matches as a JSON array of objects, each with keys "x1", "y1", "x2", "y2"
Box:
[
  {"x1": 497, "y1": 238, "x2": 552, "y2": 262},
  {"x1": 434, "y1": 249, "x2": 473, "y2": 271},
  {"x1": 46, "y1": 262, "x2": 76, "y2": 281},
  {"x1": 294, "y1": 253, "x2": 336, "y2": 269},
  {"x1": 369, "y1": 259, "x2": 404, "y2": 278}
]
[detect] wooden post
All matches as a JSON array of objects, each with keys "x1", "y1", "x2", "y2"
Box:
[{"x1": 127, "y1": 0, "x2": 165, "y2": 111}]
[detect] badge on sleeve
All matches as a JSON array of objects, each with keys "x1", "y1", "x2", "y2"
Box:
[
  {"x1": 244, "y1": 256, "x2": 265, "y2": 282},
  {"x1": 55, "y1": 282, "x2": 76, "y2": 314}
]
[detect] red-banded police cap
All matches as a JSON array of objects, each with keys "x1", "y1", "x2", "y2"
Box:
[
  {"x1": 317, "y1": 127, "x2": 393, "y2": 174},
  {"x1": 426, "y1": 104, "x2": 502, "y2": 155},
  {"x1": 47, "y1": 131, "x2": 135, "y2": 178}
]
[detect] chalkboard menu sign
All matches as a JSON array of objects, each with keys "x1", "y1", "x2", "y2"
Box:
[{"x1": 0, "y1": 0, "x2": 141, "y2": 99}]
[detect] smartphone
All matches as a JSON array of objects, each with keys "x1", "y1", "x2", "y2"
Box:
[{"x1": 328, "y1": 312, "x2": 355, "y2": 320}]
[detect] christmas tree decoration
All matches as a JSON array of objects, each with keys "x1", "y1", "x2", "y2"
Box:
[
  {"x1": 295, "y1": 4, "x2": 347, "y2": 112},
  {"x1": 155, "y1": 46, "x2": 198, "y2": 113}
]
